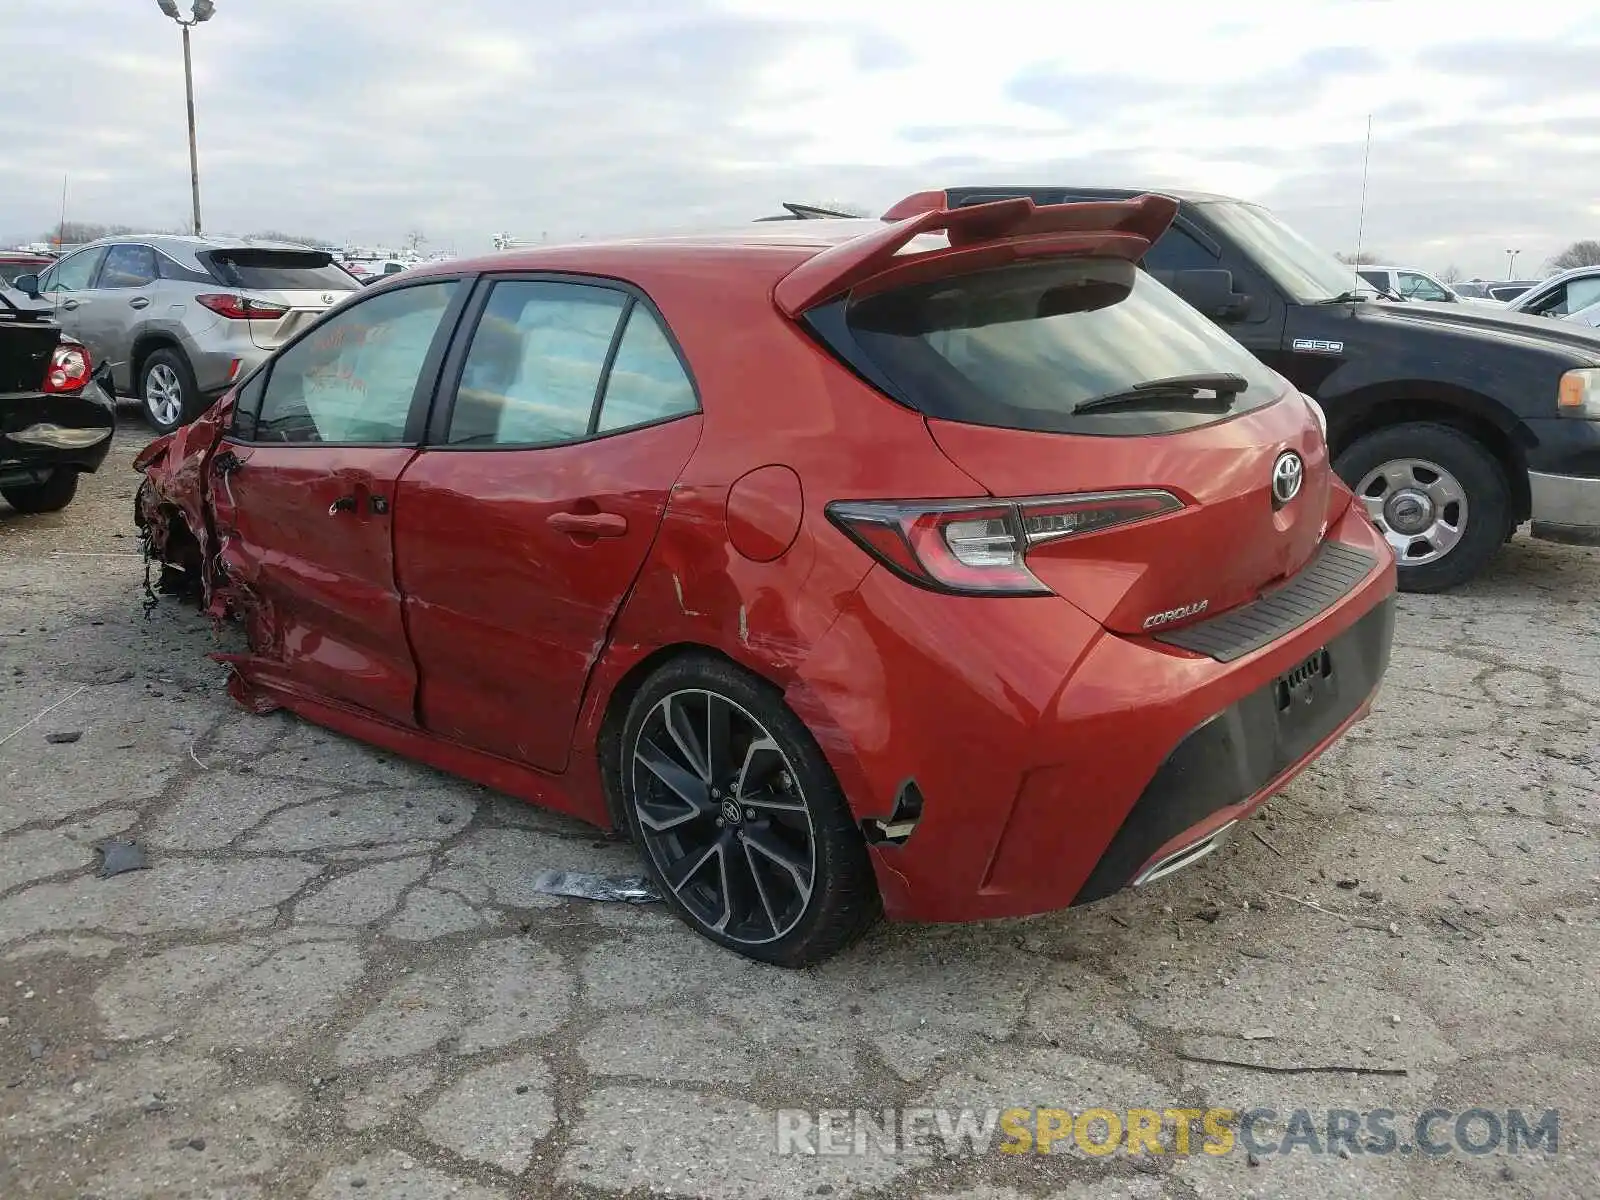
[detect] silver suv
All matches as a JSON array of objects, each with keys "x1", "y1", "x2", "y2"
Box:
[{"x1": 11, "y1": 236, "x2": 360, "y2": 432}]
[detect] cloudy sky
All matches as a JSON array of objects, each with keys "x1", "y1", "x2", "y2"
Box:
[{"x1": 4, "y1": 0, "x2": 1598, "y2": 279}]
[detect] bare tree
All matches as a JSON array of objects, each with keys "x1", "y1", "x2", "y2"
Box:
[
  {"x1": 1437, "y1": 263, "x2": 1463, "y2": 284},
  {"x1": 1335, "y1": 250, "x2": 1388, "y2": 266},
  {"x1": 1548, "y1": 239, "x2": 1600, "y2": 271},
  {"x1": 248, "y1": 230, "x2": 333, "y2": 248}
]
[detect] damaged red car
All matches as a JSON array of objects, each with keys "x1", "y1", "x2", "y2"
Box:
[{"x1": 135, "y1": 194, "x2": 1396, "y2": 966}]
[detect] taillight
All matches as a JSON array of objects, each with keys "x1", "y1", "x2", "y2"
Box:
[
  {"x1": 43, "y1": 341, "x2": 91, "y2": 393},
  {"x1": 827, "y1": 490, "x2": 1184, "y2": 595},
  {"x1": 196, "y1": 293, "x2": 288, "y2": 320}
]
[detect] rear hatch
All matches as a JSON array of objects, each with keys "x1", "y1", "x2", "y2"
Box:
[
  {"x1": 199, "y1": 248, "x2": 361, "y2": 350},
  {"x1": 794, "y1": 204, "x2": 1336, "y2": 635},
  {"x1": 0, "y1": 292, "x2": 61, "y2": 395}
]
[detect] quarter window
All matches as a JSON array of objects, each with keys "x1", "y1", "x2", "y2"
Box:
[
  {"x1": 252, "y1": 280, "x2": 459, "y2": 445},
  {"x1": 446, "y1": 280, "x2": 627, "y2": 446},
  {"x1": 595, "y1": 304, "x2": 697, "y2": 433}
]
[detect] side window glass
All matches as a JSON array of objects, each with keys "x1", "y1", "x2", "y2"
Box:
[
  {"x1": 254, "y1": 280, "x2": 459, "y2": 445},
  {"x1": 1142, "y1": 227, "x2": 1220, "y2": 274},
  {"x1": 446, "y1": 280, "x2": 626, "y2": 446},
  {"x1": 1564, "y1": 277, "x2": 1600, "y2": 315},
  {"x1": 99, "y1": 245, "x2": 158, "y2": 289},
  {"x1": 1399, "y1": 272, "x2": 1448, "y2": 302},
  {"x1": 1527, "y1": 285, "x2": 1568, "y2": 317},
  {"x1": 596, "y1": 304, "x2": 698, "y2": 433},
  {"x1": 158, "y1": 254, "x2": 213, "y2": 284},
  {"x1": 46, "y1": 248, "x2": 106, "y2": 293},
  {"x1": 229, "y1": 371, "x2": 269, "y2": 441}
]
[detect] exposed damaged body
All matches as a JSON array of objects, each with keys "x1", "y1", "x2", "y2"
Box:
[{"x1": 136, "y1": 194, "x2": 1397, "y2": 966}]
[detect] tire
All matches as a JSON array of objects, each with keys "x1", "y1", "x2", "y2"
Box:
[
  {"x1": 1334, "y1": 421, "x2": 1511, "y2": 593},
  {"x1": 617, "y1": 654, "x2": 880, "y2": 966},
  {"x1": 1, "y1": 469, "x2": 78, "y2": 513},
  {"x1": 140, "y1": 348, "x2": 201, "y2": 434}
]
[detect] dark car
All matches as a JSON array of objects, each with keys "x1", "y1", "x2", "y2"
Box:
[
  {"x1": 135, "y1": 196, "x2": 1395, "y2": 965},
  {"x1": 890, "y1": 187, "x2": 1600, "y2": 592},
  {"x1": 1, "y1": 287, "x2": 116, "y2": 513}
]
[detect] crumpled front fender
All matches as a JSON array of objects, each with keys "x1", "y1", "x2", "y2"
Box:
[{"x1": 133, "y1": 398, "x2": 233, "y2": 612}]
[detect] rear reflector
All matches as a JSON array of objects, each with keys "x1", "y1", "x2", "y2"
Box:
[
  {"x1": 827, "y1": 490, "x2": 1183, "y2": 595},
  {"x1": 196, "y1": 293, "x2": 288, "y2": 320}
]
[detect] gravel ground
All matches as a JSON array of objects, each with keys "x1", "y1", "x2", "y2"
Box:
[{"x1": 1, "y1": 418, "x2": 1597, "y2": 1199}]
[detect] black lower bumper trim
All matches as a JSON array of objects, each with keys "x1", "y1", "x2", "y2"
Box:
[{"x1": 1072, "y1": 595, "x2": 1395, "y2": 905}]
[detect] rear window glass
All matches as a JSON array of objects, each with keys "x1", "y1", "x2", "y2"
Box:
[
  {"x1": 833, "y1": 258, "x2": 1285, "y2": 436},
  {"x1": 201, "y1": 249, "x2": 359, "y2": 292}
]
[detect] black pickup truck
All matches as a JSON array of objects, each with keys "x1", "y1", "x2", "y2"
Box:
[
  {"x1": 1, "y1": 287, "x2": 116, "y2": 513},
  {"x1": 885, "y1": 187, "x2": 1600, "y2": 592}
]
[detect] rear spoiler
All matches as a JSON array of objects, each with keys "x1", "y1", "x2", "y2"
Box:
[{"x1": 772, "y1": 192, "x2": 1178, "y2": 316}]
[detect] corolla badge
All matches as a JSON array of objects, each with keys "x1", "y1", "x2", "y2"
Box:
[
  {"x1": 1272, "y1": 450, "x2": 1304, "y2": 507},
  {"x1": 1143, "y1": 599, "x2": 1208, "y2": 630}
]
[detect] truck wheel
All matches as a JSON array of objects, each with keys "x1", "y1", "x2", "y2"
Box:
[
  {"x1": 2, "y1": 469, "x2": 79, "y2": 514},
  {"x1": 140, "y1": 349, "x2": 200, "y2": 434},
  {"x1": 1334, "y1": 422, "x2": 1510, "y2": 593}
]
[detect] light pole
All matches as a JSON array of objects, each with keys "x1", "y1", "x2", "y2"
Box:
[
  {"x1": 156, "y1": 0, "x2": 215, "y2": 237},
  {"x1": 1505, "y1": 248, "x2": 1520, "y2": 280}
]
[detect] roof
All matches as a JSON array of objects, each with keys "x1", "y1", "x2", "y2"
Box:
[
  {"x1": 76, "y1": 233, "x2": 316, "y2": 254},
  {"x1": 406, "y1": 220, "x2": 898, "y2": 281}
]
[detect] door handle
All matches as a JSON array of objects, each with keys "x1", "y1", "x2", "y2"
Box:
[
  {"x1": 547, "y1": 511, "x2": 627, "y2": 537},
  {"x1": 61, "y1": 299, "x2": 79, "y2": 311},
  {"x1": 129, "y1": 297, "x2": 150, "y2": 309},
  {"x1": 328, "y1": 495, "x2": 358, "y2": 515}
]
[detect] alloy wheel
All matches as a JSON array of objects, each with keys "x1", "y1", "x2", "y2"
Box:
[
  {"x1": 630, "y1": 689, "x2": 817, "y2": 946},
  {"x1": 1356, "y1": 456, "x2": 1469, "y2": 566},
  {"x1": 145, "y1": 364, "x2": 184, "y2": 427}
]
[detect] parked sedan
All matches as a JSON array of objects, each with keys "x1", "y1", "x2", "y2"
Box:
[
  {"x1": 10, "y1": 236, "x2": 361, "y2": 435},
  {"x1": 1, "y1": 288, "x2": 115, "y2": 513},
  {"x1": 135, "y1": 195, "x2": 1397, "y2": 965}
]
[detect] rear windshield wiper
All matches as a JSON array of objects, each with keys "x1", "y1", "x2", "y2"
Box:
[{"x1": 1073, "y1": 372, "x2": 1249, "y2": 415}]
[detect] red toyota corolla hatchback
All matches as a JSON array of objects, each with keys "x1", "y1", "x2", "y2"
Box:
[{"x1": 135, "y1": 194, "x2": 1396, "y2": 965}]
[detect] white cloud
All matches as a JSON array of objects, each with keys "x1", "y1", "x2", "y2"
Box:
[{"x1": 1, "y1": 0, "x2": 1597, "y2": 277}]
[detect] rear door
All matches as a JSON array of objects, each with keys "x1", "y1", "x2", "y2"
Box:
[
  {"x1": 211, "y1": 276, "x2": 468, "y2": 722},
  {"x1": 199, "y1": 247, "x2": 362, "y2": 353},
  {"x1": 394, "y1": 275, "x2": 702, "y2": 771}
]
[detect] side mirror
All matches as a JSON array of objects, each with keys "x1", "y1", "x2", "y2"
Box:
[
  {"x1": 11, "y1": 273, "x2": 41, "y2": 299},
  {"x1": 1161, "y1": 269, "x2": 1250, "y2": 321}
]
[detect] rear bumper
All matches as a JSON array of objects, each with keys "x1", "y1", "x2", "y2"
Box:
[
  {"x1": 1528, "y1": 470, "x2": 1600, "y2": 547},
  {"x1": 790, "y1": 502, "x2": 1397, "y2": 923},
  {"x1": 0, "y1": 376, "x2": 117, "y2": 482}
]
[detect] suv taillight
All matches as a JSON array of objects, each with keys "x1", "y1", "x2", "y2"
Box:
[
  {"x1": 43, "y1": 341, "x2": 91, "y2": 393},
  {"x1": 196, "y1": 293, "x2": 289, "y2": 320},
  {"x1": 827, "y1": 490, "x2": 1184, "y2": 595}
]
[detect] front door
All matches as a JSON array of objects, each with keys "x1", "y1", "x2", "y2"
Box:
[
  {"x1": 37, "y1": 246, "x2": 107, "y2": 348},
  {"x1": 211, "y1": 276, "x2": 466, "y2": 723},
  {"x1": 79, "y1": 243, "x2": 159, "y2": 390},
  {"x1": 395, "y1": 277, "x2": 703, "y2": 771}
]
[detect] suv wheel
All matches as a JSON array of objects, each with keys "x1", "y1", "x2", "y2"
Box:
[
  {"x1": 140, "y1": 349, "x2": 200, "y2": 434},
  {"x1": 1335, "y1": 422, "x2": 1511, "y2": 593},
  {"x1": 617, "y1": 654, "x2": 880, "y2": 967},
  {"x1": 2, "y1": 469, "x2": 79, "y2": 514}
]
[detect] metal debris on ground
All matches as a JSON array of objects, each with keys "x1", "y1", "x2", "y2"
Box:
[
  {"x1": 95, "y1": 839, "x2": 150, "y2": 879},
  {"x1": 530, "y1": 870, "x2": 661, "y2": 904}
]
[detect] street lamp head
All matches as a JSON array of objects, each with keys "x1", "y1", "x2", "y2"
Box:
[
  {"x1": 156, "y1": 0, "x2": 181, "y2": 16},
  {"x1": 192, "y1": 0, "x2": 216, "y2": 21}
]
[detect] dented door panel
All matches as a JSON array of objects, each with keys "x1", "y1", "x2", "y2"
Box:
[
  {"x1": 394, "y1": 417, "x2": 702, "y2": 772},
  {"x1": 209, "y1": 443, "x2": 420, "y2": 724}
]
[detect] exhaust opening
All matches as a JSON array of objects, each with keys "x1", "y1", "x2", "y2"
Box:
[{"x1": 1132, "y1": 819, "x2": 1237, "y2": 887}]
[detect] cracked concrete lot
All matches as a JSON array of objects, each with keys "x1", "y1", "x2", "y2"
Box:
[{"x1": 2, "y1": 421, "x2": 1598, "y2": 1200}]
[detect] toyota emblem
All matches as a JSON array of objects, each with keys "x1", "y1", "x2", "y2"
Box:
[{"x1": 1271, "y1": 451, "x2": 1304, "y2": 508}]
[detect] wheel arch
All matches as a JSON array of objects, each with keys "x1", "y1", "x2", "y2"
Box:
[
  {"x1": 131, "y1": 331, "x2": 188, "y2": 390},
  {"x1": 1326, "y1": 382, "x2": 1532, "y2": 522}
]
